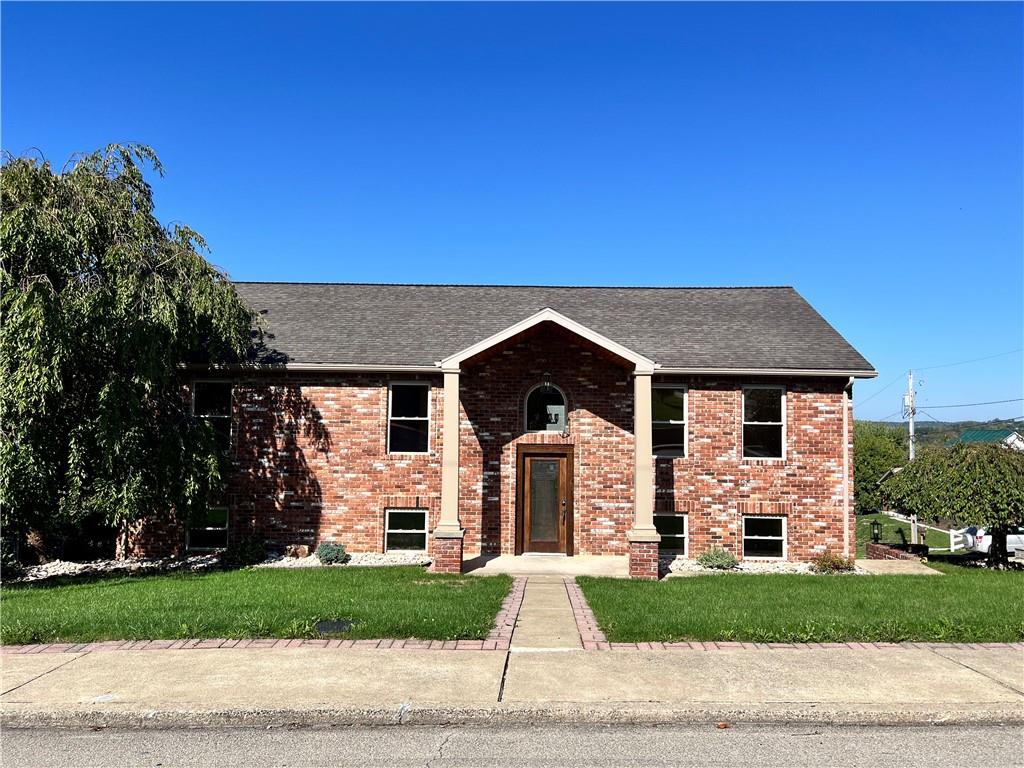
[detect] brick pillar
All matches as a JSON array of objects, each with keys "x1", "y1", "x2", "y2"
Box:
[
  {"x1": 431, "y1": 533, "x2": 464, "y2": 574},
  {"x1": 628, "y1": 540, "x2": 659, "y2": 580}
]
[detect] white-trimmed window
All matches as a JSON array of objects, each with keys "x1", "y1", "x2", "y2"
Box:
[
  {"x1": 388, "y1": 383, "x2": 430, "y2": 453},
  {"x1": 193, "y1": 381, "x2": 233, "y2": 456},
  {"x1": 742, "y1": 386, "x2": 785, "y2": 459},
  {"x1": 524, "y1": 383, "x2": 567, "y2": 433},
  {"x1": 188, "y1": 506, "x2": 229, "y2": 550},
  {"x1": 742, "y1": 515, "x2": 786, "y2": 559},
  {"x1": 385, "y1": 508, "x2": 428, "y2": 552},
  {"x1": 652, "y1": 385, "x2": 687, "y2": 457},
  {"x1": 654, "y1": 513, "x2": 688, "y2": 555}
]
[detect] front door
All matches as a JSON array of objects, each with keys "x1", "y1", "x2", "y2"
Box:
[{"x1": 518, "y1": 447, "x2": 573, "y2": 554}]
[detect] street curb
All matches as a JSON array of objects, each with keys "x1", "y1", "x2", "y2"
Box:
[{"x1": 4, "y1": 703, "x2": 1023, "y2": 729}]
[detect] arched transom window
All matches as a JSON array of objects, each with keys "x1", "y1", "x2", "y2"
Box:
[{"x1": 525, "y1": 382, "x2": 567, "y2": 433}]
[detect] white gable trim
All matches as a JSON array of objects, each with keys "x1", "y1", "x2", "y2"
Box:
[{"x1": 437, "y1": 307, "x2": 658, "y2": 373}]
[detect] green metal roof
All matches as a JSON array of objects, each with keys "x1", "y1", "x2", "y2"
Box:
[{"x1": 953, "y1": 428, "x2": 1019, "y2": 445}]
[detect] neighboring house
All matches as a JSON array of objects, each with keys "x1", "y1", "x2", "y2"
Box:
[
  {"x1": 125, "y1": 284, "x2": 875, "y2": 578},
  {"x1": 949, "y1": 428, "x2": 1024, "y2": 452}
]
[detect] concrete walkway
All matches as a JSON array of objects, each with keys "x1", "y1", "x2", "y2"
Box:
[
  {"x1": 3, "y1": 642, "x2": 1021, "y2": 727},
  {"x1": 464, "y1": 555, "x2": 628, "y2": 578},
  {"x1": 856, "y1": 559, "x2": 942, "y2": 575},
  {"x1": 510, "y1": 577, "x2": 581, "y2": 650}
]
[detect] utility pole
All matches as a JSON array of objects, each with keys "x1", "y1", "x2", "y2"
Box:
[
  {"x1": 903, "y1": 369, "x2": 918, "y2": 543},
  {"x1": 905, "y1": 369, "x2": 916, "y2": 461}
]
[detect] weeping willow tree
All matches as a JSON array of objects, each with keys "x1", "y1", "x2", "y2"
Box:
[
  {"x1": 1, "y1": 144, "x2": 256, "y2": 560},
  {"x1": 883, "y1": 444, "x2": 1024, "y2": 568}
]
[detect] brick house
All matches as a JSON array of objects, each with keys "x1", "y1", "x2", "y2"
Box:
[{"x1": 130, "y1": 283, "x2": 875, "y2": 578}]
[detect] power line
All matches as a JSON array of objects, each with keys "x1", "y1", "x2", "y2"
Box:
[
  {"x1": 855, "y1": 373, "x2": 903, "y2": 408},
  {"x1": 915, "y1": 348, "x2": 1023, "y2": 372},
  {"x1": 923, "y1": 398, "x2": 1023, "y2": 410}
]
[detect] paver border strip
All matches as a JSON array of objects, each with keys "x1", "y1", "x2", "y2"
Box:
[
  {"x1": 564, "y1": 577, "x2": 608, "y2": 647},
  {"x1": 0, "y1": 577, "x2": 528, "y2": 654}
]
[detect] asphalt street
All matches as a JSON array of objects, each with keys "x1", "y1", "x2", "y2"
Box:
[{"x1": 2, "y1": 723, "x2": 1022, "y2": 768}]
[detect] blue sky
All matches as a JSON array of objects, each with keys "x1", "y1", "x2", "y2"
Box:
[{"x1": 3, "y1": 2, "x2": 1021, "y2": 421}]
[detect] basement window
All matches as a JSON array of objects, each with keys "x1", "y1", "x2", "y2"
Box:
[
  {"x1": 385, "y1": 508, "x2": 428, "y2": 552},
  {"x1": 188, "y1": 506, "x2": 229, "y2": 551},
  {"x1": 742, "y1": 386, "x2": 785, "y2": 459},
  {"x1": 654, "y1": 513, "x2": 688, "y2": 555},
  {"x1": 652, "y1": 385, "x2": 687, "y2": 457},
  {"x1": 388, "y1": 383, "x2": 430, "y2": 453},
  {"x1": 742, "y1": 516, "x2": 786, "y2": 559}
]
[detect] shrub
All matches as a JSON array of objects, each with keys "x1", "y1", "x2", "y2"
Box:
[
  {"x1": 221, "y1": 537, "x2": 267, "y2": 569},
  {"x1": 696, "y1": 547, "x2": 738, "y2": 570},
  {"x1": 810, "y1": 550, "x2": 856, "y2": 573},
  {"x1": 316, "y1": 542, "x2": 347, "y2": 565}
]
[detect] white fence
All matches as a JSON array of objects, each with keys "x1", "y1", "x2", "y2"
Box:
[{"x1": 881, "y1": 510, "x2": 966, "y2": 551}]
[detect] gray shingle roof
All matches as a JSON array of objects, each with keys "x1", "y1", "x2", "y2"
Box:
[{"x1": 234, "y1": 283, "x2": 874, "y2": 374}]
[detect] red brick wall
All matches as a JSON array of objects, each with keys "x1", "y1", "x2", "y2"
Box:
[
  {"x1": 653, "y1": 376, "x2": 854, "y2": 561},
  {"x1": 458, "y1": 328, "x2": 635, "y2": 556},
  {"x1": 129, "y1": 335, "x2": 855, "y2": 563}
]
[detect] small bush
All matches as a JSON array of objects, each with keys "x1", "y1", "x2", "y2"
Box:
[
  {"x1": 810, "y1": 550, "x2": 856, "y2": 573},
  {"x1": 316, "y1": 542, "x2": 347, "y2": 565},
  {"x1": 696, "y1": 547, "x2": 738, "y2": 570},
  {"x1": 221, "y1": 537, "x2": 267, "y2": 569}
]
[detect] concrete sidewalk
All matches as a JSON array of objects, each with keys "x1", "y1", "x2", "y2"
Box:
[{"x1": 3, "y1": 642, "x2": 1022, "y2": 728}]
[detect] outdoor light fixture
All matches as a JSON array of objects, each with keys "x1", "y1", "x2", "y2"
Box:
[
  {"x1": 542, "y1": 371, "x2": 552, "y2": 392},
  {"x1": 870, "y1": 518, "x2": 881, "y2": 543}
]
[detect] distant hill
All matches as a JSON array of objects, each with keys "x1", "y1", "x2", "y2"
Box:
[{"x1": 855, "y1": 417, "x2": 1023, "y2": 447}]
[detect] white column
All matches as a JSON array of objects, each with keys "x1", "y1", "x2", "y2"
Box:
[
  {"x1": 436, "y1": 369, "x2": 464, "y2": 537},
  {"x1": 628, "y1": 368, "x2": 660, "y2": 541}
]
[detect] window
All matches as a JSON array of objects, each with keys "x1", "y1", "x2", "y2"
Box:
[
  {"x1": 188, "y1": 506, "x2": 229, "y2": 550},
  {"x1": 654, "y1": 513, "x2": 688, "y2": 554},
  {"x1": 652, "y1": 385, "x2": 687, "y2": 457},
  {"x1": 193, "y1": 381, "x2": 233, "y2": 455},
  {"x1": 385, "y1": 508, "x2": 428, "y2": 551},
  {"x1": 388, "y1": 383, "x2": 430, "y2": 453},
  {"x1": 742, "y1": 516, "x2": 786, "y2": 559},
  {"x1": 742, "y1": 386, "x2": 785, "y2": 459},
  {"x1": 525, "y1": 383, "x2": 567, "y2": 432}
]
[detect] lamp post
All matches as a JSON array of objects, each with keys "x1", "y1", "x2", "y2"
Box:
[{"x1": 870, "y1": 518, "x2": 882, "y2": 544}]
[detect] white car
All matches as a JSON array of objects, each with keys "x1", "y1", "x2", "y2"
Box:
[{"x1": 962, "y1": 525, "x2": 1024, "y2": 554}]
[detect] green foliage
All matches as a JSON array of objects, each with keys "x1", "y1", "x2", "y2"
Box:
[
  {"x1": 809, "y1": 550, "x2": 856, "y2": 573},
  {"x1": 883, "y1": 444, "x2": 1024, "y2": 567},
  {"x1": 1, "y1": 145, "x2": 256, "y2": 539},
  {"x1": 315, "y1": 542, "x2": 347, "y2": 564},
  {"x1": 0, "y1": 567, "x2": 513, "y2": 643},
  {"x1": 853, "y1": 421, "x2": 907, "y2": 512},
  {"x1": 696, "y1": 546, "x2": 738, "y2": 570},
  {"x1": 220, "y1": 538, "x2": 267, "y2": 569}
]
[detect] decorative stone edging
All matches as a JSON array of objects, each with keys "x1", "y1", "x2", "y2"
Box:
[
  {"x1": 563, "y1": 577, "x2": 1023, "y2": 651},
  {"x1": 576, "y1": 640, "x2": 1024, "y2": 651},
  {"x1": 0, "y1": 577, "x2": 529, "y2": 655},
  {"x1": 564, "y1": 578, "x2": 607, "y2": 646}
]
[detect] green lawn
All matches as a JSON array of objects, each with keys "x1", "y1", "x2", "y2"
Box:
[
  {"x1": 577, "y1": 563, "x2": 1023, "y2": 643},
  {"x1": 0, "y1": 567, "x2": 512, "y2": 645},
  {"x1": 856, "y1": 512, "x2": 953, "y2": 557}
]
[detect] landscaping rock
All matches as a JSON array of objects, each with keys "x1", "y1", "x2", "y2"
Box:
[
  {"x1": 254, "y1": 552, "x2": 431, "y2": 569},
  {"x1": 9, "y1": 553, "x2": 220, "y2": 584},
  {"x1": 661, "y1": 556, "x2": 868, "y2": 575}
]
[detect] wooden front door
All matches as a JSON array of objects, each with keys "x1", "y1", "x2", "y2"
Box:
[{"x1": 517, "y1": 446, "x2": 573, "y2": 555}]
